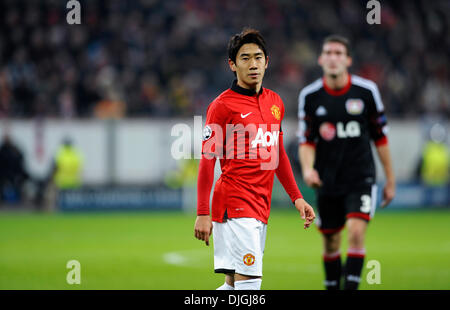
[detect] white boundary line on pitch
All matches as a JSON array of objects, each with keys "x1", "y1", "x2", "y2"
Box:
[
  {"x1": 162, "y1": 250, "x2": 321, "y2": 274},
  {"x1": 162, "y1": 249, "x2": 210, "y2": 268}
]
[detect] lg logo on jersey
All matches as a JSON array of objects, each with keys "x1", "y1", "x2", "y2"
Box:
[
  {"x1": 337, "y1": 121, "x2": 361, "y2": 138},
  {"x1": 320, "y1": 121, "x2": 361, "y2": 141}
]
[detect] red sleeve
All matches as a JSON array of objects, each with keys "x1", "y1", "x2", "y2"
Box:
[
  {"x1": 202, "y1": 99, "x2": 229, "y2": 159},
  {"x1": 300, "y1": 141, "x2": 316, "y2": 148},
  {"x1": 196, "y1": 154, "x2": 216, "y2": 216},
  {"x1": 374, "y1": 135, "x2": 388, "y2": 147},
  {"x1": 275, "y1": 133, "x2": 303, "y2": 203}
]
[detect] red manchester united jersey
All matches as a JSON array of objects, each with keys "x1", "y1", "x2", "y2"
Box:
[{"x1": 201, "y1": 80, "x2": 287, "y2": 224}]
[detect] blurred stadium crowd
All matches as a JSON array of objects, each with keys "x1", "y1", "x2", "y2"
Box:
[{"x1": 0, "y1": 0, "x2": 449, "y2": 119}]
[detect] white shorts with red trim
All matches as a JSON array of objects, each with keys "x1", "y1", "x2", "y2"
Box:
[{"x1": 213, "y1": 218, "x2": 267, "y2": 277}]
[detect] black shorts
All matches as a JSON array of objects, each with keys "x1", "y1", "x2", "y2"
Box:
[{"x1": 316, "y1": 185, "x2": 378, "y2": 235}]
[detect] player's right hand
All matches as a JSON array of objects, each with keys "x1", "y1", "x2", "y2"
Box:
[
  {"x1": 304, "y1": 169, "x2": 322, "y2": 188},
  {"x1": 194, "y1": 215, "x2": 213, "y2": 246}
]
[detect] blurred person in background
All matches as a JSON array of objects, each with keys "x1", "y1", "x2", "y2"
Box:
[
  {"x1": 49, "y1": 137, "x2": 83, "y2": 190},
  {"x1": 164, "y1": 156, "x2": 199, "y2": 212},
  {"x1": 44, "y1": 137, "x2": 83, "y2": 211},
  {"x1": 298, "y1": 35, "x2": 395, "y2": 290},
  {"x1": 0, "y1": 133, "x2": 29, "y2": 206},
  {"x1": 164, "y1": 157, "x2": 199, "y2": 190},
  {"x1": 416, "y1": 123, "x2": 449, "y2": 187}
]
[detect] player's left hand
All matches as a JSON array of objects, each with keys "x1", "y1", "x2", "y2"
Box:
[
  {"x1": 294, "y1": 198, "x2": 315, "y2": 229},
  {"x1": 380, "y1": 180, "x2": 395, "y2": 208}
]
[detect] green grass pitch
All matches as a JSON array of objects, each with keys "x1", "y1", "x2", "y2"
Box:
[{"x1": 0, "y1": 208, "x2": 449, "y2": 290}]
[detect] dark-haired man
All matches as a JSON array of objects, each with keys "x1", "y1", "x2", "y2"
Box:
[
  {"x1": 298, "y1": 35, "x2": 395, "y2": 290},
  {"x1": 194, "y1": 28, "x2": 315, "y2": 290}
]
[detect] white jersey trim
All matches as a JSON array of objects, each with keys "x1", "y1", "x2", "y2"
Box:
[
  {"x1": 297, "y1": 79, "x2": 323, "y2": 143},
  {"x1": 351, "y1": 75, "x2": 384, "y2": 113},
  {"x1": 298, "y1": 78, "x2": 323, "y2": 119},
  {"x1": 370, "y1": 184, "x2": 378, "y2": 219}
]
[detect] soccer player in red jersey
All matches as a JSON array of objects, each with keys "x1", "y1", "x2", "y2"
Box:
[
  {"x1": 298, "y1": 35, "x2": 396, "y2": 290},
  {"x1": 194, "y1": 28, "x2": 315, "y2": 290}
]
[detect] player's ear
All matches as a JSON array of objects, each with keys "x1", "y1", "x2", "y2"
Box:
[
  {"x1": 228, "y1": 58, "x2": 236, "y2": 73},
  {"x1": 264, "y1": 56, "x2": 269, "y2": 69},
  {"x1": 346, "y1": 56, "x2": 352, "y2": 67},
  {"x1": 318, "y1": 55, "x2": 323, "y2": 66}
]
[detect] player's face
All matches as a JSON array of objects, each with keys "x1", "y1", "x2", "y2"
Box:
[
  {"x1": 318, "y1": 42, "x2": 352, "y2": 78},
  {"x1": 229, "y1": 43, "x2": 268, "y2": 89}
]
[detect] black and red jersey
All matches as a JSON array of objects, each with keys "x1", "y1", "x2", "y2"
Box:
[{"x1": 297, "y1": 74, "x2": 389, "y2": 195}]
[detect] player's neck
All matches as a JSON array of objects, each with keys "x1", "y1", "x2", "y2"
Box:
[
  {"x1": 236, "y1": 79, "x2": 262, "y2": 94},
  {"x1": 324, "y1": 72, "x2": 349, "y2": 90}
]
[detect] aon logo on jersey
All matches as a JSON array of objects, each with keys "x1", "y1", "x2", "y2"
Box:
[
  {"x1": 251, "y1": 127, "x2": 280, "y2": 148},
  {"x1": 337, "y1": 121, "x2": 361, "y2": 138}
]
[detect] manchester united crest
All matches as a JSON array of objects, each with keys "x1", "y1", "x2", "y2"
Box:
[
  {"x1": 243, "y1": 253, "x2": 256, "y2": 266},
  {"x1": 271, "y1": 105, "x2": 281, "y2": 120}
]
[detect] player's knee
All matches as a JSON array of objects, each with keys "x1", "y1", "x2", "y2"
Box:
[
  {"x1": 348, "y1": 229, "x2": 365, "y2": 247},
  {"x1": 225, "y1": 273, "x2": 235, "y2": 286},
  {"x1": 324, "y1": 240, "x2": 340, "y2": 253},
  {"x1": 323, "y1": 232, "x2": 340, "y2": 253}
]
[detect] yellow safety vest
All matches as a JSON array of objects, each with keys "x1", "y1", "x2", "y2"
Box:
[
  {"x1": 54, "y1": 146, "x2": 83, "y2": 189},
  {"x1": 421, "y1": 142, "x2": 449, "y2": 186},
  {"x1": 164, "y1": 158, "x2": 199, "y2": 189}
]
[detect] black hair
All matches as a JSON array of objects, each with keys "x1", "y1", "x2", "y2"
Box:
[{"x1": 228, "y1": 28, "x2": 268, "y2": 63}]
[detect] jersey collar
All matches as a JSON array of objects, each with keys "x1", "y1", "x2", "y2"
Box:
[
  {"x1": 231, "y1": 80, "x2": 263, "y2": 96},
  {"x1": 322, "y1": 74, "x2": 352, "y2": 96}
]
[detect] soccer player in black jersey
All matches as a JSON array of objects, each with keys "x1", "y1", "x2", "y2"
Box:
[{"x1": 297, "y1": 35, "x2": 395, "y2": 290}]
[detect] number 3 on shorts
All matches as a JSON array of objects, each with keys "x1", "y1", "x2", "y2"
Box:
[{"x1": 360, "y1": 194, "x2": 371, "y2": 213}]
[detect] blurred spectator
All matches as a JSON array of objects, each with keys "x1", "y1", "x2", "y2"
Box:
[
  {"x1": 416, "y1": 123, "x2": 449, "y2": 186},
  {"x1": 164, "y1": 157, "x2": 199, "y2": 189},
  {"x1": 48, "y1": 137, "x2": 84, "y2": 190},
  {"x1": 0, "y1": 134, "x2": 29, "y2": 205},
  {"x1": 39, "y1": 137, "x2": 83, "y2": 211},
  {"x1": 0, "y1": 0, "x2": 448, "y2": 119},
  {"x1": 94, "y1": 94, "x2": 126, "y2": 119}
]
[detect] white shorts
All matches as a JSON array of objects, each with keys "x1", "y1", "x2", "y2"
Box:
[{"x1": 213, "y1": 218, "x2": 267, "y2": 277}]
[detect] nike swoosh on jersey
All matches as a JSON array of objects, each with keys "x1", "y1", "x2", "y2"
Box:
[{"x1": 241, "y1": 112, "x2": 252, "y2": 118}]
